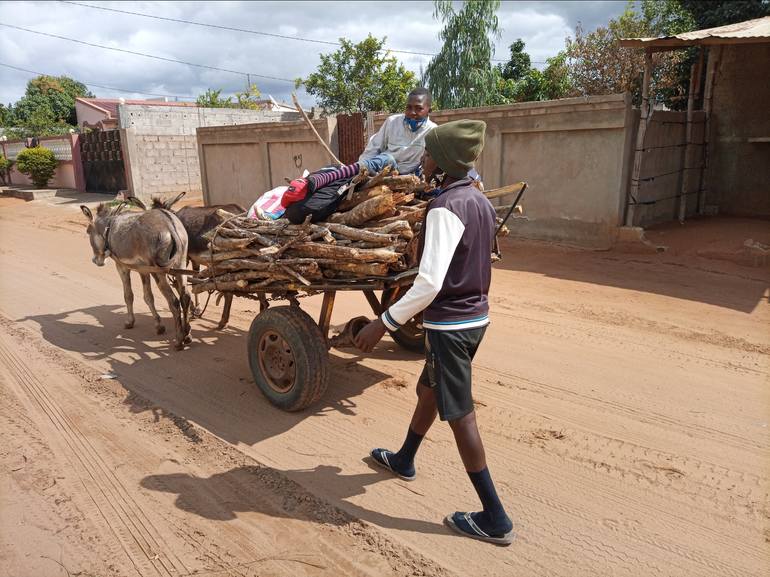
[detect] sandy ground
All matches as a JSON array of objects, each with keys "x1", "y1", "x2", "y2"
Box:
[{"x1": 0, "y1": 193, "x2": 768, "y2": 577}]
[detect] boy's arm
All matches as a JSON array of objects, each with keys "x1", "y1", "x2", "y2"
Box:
[
  {"x1": 358, "y1": 117, "x2": 389, "y2": 161},
  {"x1": 382, "y1": 207, "x2": 464, "y2": 330}
]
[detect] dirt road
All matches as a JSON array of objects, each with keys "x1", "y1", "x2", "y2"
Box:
[{"x1": 1, "y1": 194, "x2": 768, "y2": 577}]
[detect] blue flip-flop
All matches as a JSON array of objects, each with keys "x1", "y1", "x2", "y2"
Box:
[
  {"x1": 444, "y1": 511, "x2": 514, "y2": 546},
  {"x1": 370, "y1": 448, "x2": 416, "y2": 481}
]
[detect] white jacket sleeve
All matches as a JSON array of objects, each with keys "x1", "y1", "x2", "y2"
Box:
[
  {"x1": 358, "y1": 117, "x2": 389, "y2": 161},
  {"x1": 382, "y1": 207, "x2": 465, "y2": 331}
]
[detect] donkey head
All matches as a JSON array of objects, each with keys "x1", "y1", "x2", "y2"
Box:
[{"x1": 81, "y1": 203, "x2": 123, "y2": 266}]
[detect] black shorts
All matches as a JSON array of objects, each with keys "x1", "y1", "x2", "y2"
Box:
[{"x1": 417, "y1": 326, "x2": 487, "y2": 421}]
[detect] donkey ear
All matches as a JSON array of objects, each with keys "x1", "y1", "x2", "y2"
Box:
[
  {"x1": 164, "y1": 191, "x2": 186, "y2": 210},
  {"x1": 80, "y1": 205, "x2": 93, "y2": 221},
  {"x1": 127, "y1": 196, "x2": 146, "y2": 210}
]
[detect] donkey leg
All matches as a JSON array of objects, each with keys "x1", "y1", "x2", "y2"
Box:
[
  {"x1": 190, "y1": 261, "x2": 202, "y2": 318},
  {"x1": 172, "y1": 275, "x2": 193, "y2": 345},
  {"x1": 116, "y1": 264, "x2": 135, "y2": 329},
  {"x1": 217, "y1": 292, "x2": 233, "y2": 330},
  {"x1": 153, "y1": 273, "x2": 185, "y2": 350},
  {"x1": 140, "y1": 273, "x2": 165, "y2": 335}
]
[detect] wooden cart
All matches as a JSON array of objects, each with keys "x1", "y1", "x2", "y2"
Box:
[
  {"x1": 211, "y1": 181, "x2": 527, "y2": 412},
  {"x1": 228, "y1": 269, "x2": 420, "y2": 412}
]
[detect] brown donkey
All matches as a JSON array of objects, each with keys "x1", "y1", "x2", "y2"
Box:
[{"x1": 81, "y1": 202, "x2": 192, "y2": 350}]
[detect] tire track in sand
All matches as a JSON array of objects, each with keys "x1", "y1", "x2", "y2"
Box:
[{"x1": 0, "y1": 332, "x2": 188, "y2": 577}]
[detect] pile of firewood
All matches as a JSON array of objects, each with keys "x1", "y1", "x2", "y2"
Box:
[{"x1": 189, "y1": 169, "x2": 427, "y2": 294}]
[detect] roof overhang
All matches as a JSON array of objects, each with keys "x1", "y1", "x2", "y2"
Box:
[{"x1": 620, "y1": 15, "x2": 770, "y2": 51}]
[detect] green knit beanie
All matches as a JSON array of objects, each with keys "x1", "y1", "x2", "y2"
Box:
[{"x1": 424, "y1": 119, "x2": 486, "y2": 178}]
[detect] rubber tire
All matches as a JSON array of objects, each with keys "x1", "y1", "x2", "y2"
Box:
[
  {"x1": 247, "y1": 306, "x2": 329, "y2": 411},
  {"x1": 381, "y1": 287, "x2": 425, "y2": 353}
]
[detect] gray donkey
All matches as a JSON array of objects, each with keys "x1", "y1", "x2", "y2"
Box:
[
  {"x1": 132, "y1": 192, "x2": 245, "y2": 329},
  {"x1": 80, "y1": 202, "x2": 192, "y2": 350}
]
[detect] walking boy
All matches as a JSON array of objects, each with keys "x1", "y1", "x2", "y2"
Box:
[{"x1": 354, "y1": 120, "x2": 514, "y2": 545}]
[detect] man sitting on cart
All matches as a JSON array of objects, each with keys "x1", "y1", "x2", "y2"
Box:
[
  {"x1": 358, "y1": 87, "x2": 437, "y2": 176},
  {"x1": 354, "y1": 120, "x2": 514, "y2": 545}
]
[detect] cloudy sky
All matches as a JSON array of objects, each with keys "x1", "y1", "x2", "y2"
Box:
[{"x1": 0, "y1": 1, "x2": 627, "y2": 107}]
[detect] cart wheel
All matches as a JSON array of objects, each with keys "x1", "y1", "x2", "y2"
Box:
[
  {"x1": 381, "y1": 287, "x2": 425, "y2": 353},
  {"x1": 247, "y1": 306, "x2": 329, "y2": 411}
]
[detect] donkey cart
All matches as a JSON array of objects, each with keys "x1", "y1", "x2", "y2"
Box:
[{"x1": 227, "y1": 269, "x2": 421, "y2": 412}]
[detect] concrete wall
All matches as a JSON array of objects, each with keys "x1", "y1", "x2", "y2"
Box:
[
  {"x1": 119, "y1": 104, "x2": 300, "y2": 135},
  {"x1": 372, "y1": 94, "x2": 635, "y2": 247},
  {"x1": 198, "y1": 118, "x2": 339, "y2": 210},
  {"x1": 708, "y1": 44, "x2": 770, "y2": 216},
  {"x1": 632, "y1": 110, "x2": 706, "y2": 228},
  {"x1": 120, "y1": 104, "x2": 301, "y2": 200}
]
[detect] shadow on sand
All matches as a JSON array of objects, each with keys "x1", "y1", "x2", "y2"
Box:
[{"x1": 20, "y1": 303, "x2": 441, "y2": 535}]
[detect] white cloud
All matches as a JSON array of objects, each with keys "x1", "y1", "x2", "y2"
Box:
[{"x1": 0, "y1": 0, "x2": 626, "y2": 107}]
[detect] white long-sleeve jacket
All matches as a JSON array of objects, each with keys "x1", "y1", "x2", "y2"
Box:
[{"x1": 359, "y1": 114, "x2": 437, "y2": 174}]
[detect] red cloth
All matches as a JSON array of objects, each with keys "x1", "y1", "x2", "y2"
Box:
[{"x1": 281, "y1": 178, "x2": 309, "y2": 207}]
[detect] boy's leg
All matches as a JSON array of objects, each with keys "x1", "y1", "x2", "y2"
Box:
[
  {"x1": 428, "y1": 327, "x2": 513, "y2": 543},
  {"x1": 371, "y1": 367, "x2": 438, "y2": 480},
  {"x1": 448, "y1": 412, "x2": 512, "y2": 540}
]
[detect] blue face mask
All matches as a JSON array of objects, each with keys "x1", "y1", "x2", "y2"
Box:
[{"x1": 404, "y1": 116, "x2": 427, "y2": 132}]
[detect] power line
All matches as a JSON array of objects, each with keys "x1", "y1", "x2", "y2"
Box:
[
  {"x1": 0, "y1": 61, "x2": 196, "y2": 99},
  {"x1": 0, "y1": 22, "x2": 296, "y2": 83},
  {"x1": 60, "y1": 0, "x2": 546, "y2": 64}
]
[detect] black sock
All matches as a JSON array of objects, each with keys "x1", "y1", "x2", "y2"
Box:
[
  {"x1": 468, "y1": 467, "x2": 512, "y2": 533},
  {"x1": 394, "y1": 427, "x2": 424, "y2": 467}
]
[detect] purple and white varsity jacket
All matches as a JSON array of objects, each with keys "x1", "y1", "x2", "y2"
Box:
[{"x1": 382, "y1": 177, "x2": 496, "y2": 332}]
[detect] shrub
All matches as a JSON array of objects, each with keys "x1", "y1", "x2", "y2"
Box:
[
  {"x1": 16, "y1": 146, "x2": 57, "y2": 188},
  {"x1": 0, "y1": 154, "x2": 13, "y2": 185}
]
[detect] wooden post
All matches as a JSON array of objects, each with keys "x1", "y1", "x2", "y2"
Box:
[
  {"x1": 625, "y1": 49, "x2": 653, "y2": 227},
  {"x1": 698, "y1": 46, "x2": 722, "y2": 214},
  {"x1": 677, "y1": 48, "x2": 704, "y2": 223}
]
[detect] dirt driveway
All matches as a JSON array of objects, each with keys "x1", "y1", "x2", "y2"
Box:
[{"x1": 0, "y1": 194, "x2": 767, "y2": 577}]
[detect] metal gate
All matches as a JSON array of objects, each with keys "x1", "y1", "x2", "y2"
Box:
[
  {"x1": 337, "y1": 113, "x2": 366, "y2": 165},
  {"x1": 80, "y1": 129, "x2": 126, "y2": 193}
]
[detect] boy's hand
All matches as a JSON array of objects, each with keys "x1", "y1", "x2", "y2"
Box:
[{"x1": 354, "y1": 318, "x2": 387, "y2": 353}]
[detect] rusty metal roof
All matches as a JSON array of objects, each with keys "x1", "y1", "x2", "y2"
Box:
[{"x1": 620, "y1": 16, "x2": 770, "y2": 49}]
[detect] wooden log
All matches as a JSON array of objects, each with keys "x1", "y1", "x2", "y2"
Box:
[
  {"x1": 194, "y1": 259, "x2": 320, "y2": 279},
  {"x1": 338, "y1": 185, "x2": 390, "y2": 211},
  {"x1": 287, "y1": 243, "x2": 401, "y2": 263},
  {"x1": 360, "y1": 165, "x2": 392, "y2": 190},
  {"x1": 371, "y1": 220, "x2": 414, "y2": 239},
  {"x1": 372, "y1": 208, "x2": 425, "y2": 226},
  {"x1": 196, "y1": 249, "x2": 270, "y2": 263},
  {"x1": 319, "y1": 261, "x2": 390, "y2": 276},
  {"x1": 325, "y1": 193, "x2": 396, "y2": 226},
  {"x1": 208, "y1": 236, "x2": 258, "y2": 251},
  {"x1": 191, "y1": 271, "x2": 298, "y2": 294},
  {"x1": 326, "y1": 222, "x2": 397, "y2": 245},
  {"x1": 349, "y1": 240, "x2": 408, "y2": 251},
  {"x1": 381, "y1": 174, "x2": 422, "y2": 193}
]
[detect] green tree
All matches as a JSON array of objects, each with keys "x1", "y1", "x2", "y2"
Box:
[
  {"x1": 299, "y1": 35, "x2": 416, "y2": 115},
  {"x1": 424, "y1": 0, "x2": 502, "y2": 109},
  {"x1": 234, "y1": 84, "x2": 264, "y2": 109},
  {"x1": 196, "y1": 88, "x2": 233, "y2": 108},
  {"x1": 679, "y1": 0, "x2": 770, "y2": 29},
  {"x1": 498, "y1": 39, "x2": 531, "y2": 81},
  {"x1": 496, "y1": 43, "x2": 573, "y2": 104},
  {"x1": 10, "y1": 75, "x2": 92, "y2": 135}
]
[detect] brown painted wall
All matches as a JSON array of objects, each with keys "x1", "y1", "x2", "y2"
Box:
[{"x1": 709, "y1": 44, "x2": 770, "y2": 216}]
